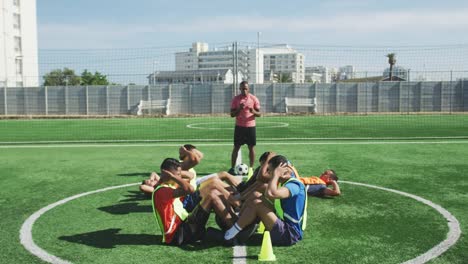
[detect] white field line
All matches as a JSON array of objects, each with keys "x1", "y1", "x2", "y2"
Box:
[
  {"x1": 341, "y1": 181, "x2": 461, "y2": 264},
  {"x1": 19, "y1": 181, "x2": 461, "y2": 264},
  {"x1": 186, "y1": 121, "x2": 289, "y2": 130},
  {"x1": 2, "y1": 140, "x2": 468, "y2": 149},
  {"x1": 1, "y1": 136, "x2": 468, "y2": 145},
  {"x1": 19, "y1": 183, "x2": 139, "y2": 264},
  {"x1": 232, "y1": 245, "x2": 247, "y2": 264}
]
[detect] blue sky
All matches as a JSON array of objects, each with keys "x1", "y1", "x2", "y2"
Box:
[
  {"x1": 37, "y1": 0, "x2": 468, "y2": 49},
  {"x1": 35, "y1": 0, "x2": 468, "y2": 84}
]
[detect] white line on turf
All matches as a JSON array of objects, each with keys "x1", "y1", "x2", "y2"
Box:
[
  {"x1": 2, "y1": 140, "x2": 468, "y2": 149},
  {"x1": 19, "y1": 183, "x2": 139, "y2": 264},
  {"x1": 186, "y1": 121, "x2": 289, "y2": 130},
  {"x1": 19, "y1": 181, "x2": 461, "y2": 264},
  {"x1": 233, "y1": 245, "x2": 247, "y2": 264},
  {"x1": 1, "y1": 136, "x2": 467, "y2": 145},
  {"x1": 341, "y1": 181, "x2": 461, "y2": 264}
]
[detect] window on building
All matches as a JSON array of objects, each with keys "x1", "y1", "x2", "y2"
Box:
[
  {"x1": 14, "y1": 36, "x2": 22, "y2": 52},
  {"x1": 13, "y1": 0, "x2": 20, "y2": 6},
  {"x1": 16, "y1": 82, "x2": 23, "y2": 87},
  {"x1": 15, "y1": 58, "x2": 23, "y2": 74},
  {"x1": 13, "y1": 13, "x2": 21, "y2": 29}
]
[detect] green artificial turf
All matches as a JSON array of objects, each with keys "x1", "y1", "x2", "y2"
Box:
[
  {"x1": 0, "y1": 114, "x2": 467, "y2": 143},
  {"x1": 1, "y1": 116, "x2": 468, "y2": 263}
]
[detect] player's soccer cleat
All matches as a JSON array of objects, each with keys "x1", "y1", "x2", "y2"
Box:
[{"x1": 236, "y1": 223, "x2": 258, "y2": 244}]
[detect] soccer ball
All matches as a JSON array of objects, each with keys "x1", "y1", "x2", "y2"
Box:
[{"x1": 234, "y1": 163, "x2": 249, "y2": 176}]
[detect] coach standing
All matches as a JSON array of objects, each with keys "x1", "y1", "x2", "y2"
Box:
[{"x1": 230, "y1": 81, "x2": 261, "y2": 176}]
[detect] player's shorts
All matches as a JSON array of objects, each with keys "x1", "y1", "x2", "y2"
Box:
[
  {"x1": 182, "y1": 190, "x2": 201, "y2": 213},
  {"x1": 234, "y1": 125, "x2": 256, "y2": 146},
  {"x1": 170, "y1": 205, "x2": 207, "y2": 245},
  {"x1": 270, "y1": 218, "x2": 302, "y2": 246},
  {"x1": 306, "y1": 184, "x2": 327, "y2": 197}
]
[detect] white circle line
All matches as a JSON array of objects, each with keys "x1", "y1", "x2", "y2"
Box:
[
  {"x1": 19, "y1": 183, "x2": 139, "y2": 264},
  {"x1": 340, "y1": 181, "x2": 461, "y2": 264},
  {"x1": 186, "y1": 121, "x2": 289, "y2": 130},
  {"x1": 19, "y1": 181, "x2": 461, "y2": 264}
]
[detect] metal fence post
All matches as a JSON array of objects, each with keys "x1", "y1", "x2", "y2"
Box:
[
  {"x1": 85, "y1": 86, "x2": 89, "y2": 115},
  {"x1": 126, "y1": 85, "x2": 130, "y2": 114},
  {"x1": 24, "y1": 86, "x2": 28, "y2": 115},
  {"x1": 147, "y1": 85, "x2": 151, "y2": 115},
  {"x1": 419, "y1": 82, "x2": 423, "y2": 112},
  {"x1": 449, "y1": 70, "x2": 453, "y2": 113},
  {"x1": 45, "y1": 86, "x2": 48, "y2": 115},
  {"x1": 462, "y1": 79, "x2": 465, "y2": 111},
  {"x1": 106, "y1": 85, "x2": 110, "y2": 115},
  {"x1": 272, "y1": 83, "x2": 276, "y2": 112},
  {"x1": 399, "y1": 81, "x2": 402, "y2": 112},
  {"x1": 335, "y1": 82, "x2": 339, "y2": 113},
  {"x1": 376, "y1": 81, "x2": 380, "y2": 113},
  {"x1": 365, "y1": 72, "x2": 368, "y2": 115},
  {"x1": 64, "y1": 85, "x2": 68, "y2": 115},
  {"x1": 189, "y1": 84, "x2": 193, "y2": 114},
  {"x1": 210, "y1": 83, "x2": 214, "y2": 114},
  {"x1": 3, "y1": 85, "x2": 7, "y2": 115}
]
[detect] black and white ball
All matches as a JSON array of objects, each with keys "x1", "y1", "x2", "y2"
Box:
[{"x1": 234, "y1": 163, "x2": 249, "y2": 176}]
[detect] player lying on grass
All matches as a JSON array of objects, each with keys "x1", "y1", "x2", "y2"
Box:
[
  {"x1": 152, "y1": 158, "x2": 237, "y2": 246},
  {"x1": 285, "y1": 163, "x2": 340, "y2": 197},
  {"x1": 224, "y1": 155, "x2": 307, "y2": 246},
  {"x1": 140, "y1": 144, "x2": 203, "y2": 195},
  {"x1": 298, "y1": 169, "x2": 341, "y2": 197}
]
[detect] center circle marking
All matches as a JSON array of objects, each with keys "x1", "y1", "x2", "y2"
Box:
[{"x1": 20, "y1": 181, "x2": 461, "y2": 264}]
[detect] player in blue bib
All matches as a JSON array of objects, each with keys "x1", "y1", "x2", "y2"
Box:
[{"x1": 224, "y1": 155, "x2": 307, "y2": 246}]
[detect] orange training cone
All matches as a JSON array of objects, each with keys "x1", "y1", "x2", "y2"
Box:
[{"x1": 258, "y1": 231, "x2": 276, "y2": 261}]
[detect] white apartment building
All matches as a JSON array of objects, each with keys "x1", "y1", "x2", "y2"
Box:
[
  {"x1": 306, "y1": 66, "x2": 330, "y2": 83},
  {"x1": 338, "y1": 65, "x2": 355, "y2": 80},
  {"x1": 173, "y1": 42, "x2": 305, "y2": 84},
  {"x1": 175, "y1": 42, "x2": 264, "y2": 84},
  {"x1": 0, "y1": 0, "x2": 39, "y2": 87},
  {"x1": 305, "y1": 66, "x2": 341, "y2": 83},
  {"x1": 147, "y1": 69, "x2": 244, "y2": 85},
  {"x1": 262, "y1": 44, "x2": 305, "y2": 83}
]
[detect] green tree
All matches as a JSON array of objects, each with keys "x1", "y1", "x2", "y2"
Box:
[
  {"x1": 80, "y1": 70, "x2": 109, "y2": 85},
  {"x1": 386, "y1": 53, "x2": 396, "y2": 81},
  {"x1": 275, "y1": 72, "x2": 292, "y2": 83},
  {"x1": 43, "y1": 68, "x2": 81, "y2": 86}
]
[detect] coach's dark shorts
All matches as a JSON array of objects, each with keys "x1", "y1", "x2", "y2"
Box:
[
  {"x1": 270, "y1": 218, "x2": 302, "y2": 246},
  {"x1": 234, "y1": 125, "x2": 256, "y2": 146}
]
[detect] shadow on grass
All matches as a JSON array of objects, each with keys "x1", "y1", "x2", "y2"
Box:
[
  {"x1": 59, "y1": 228, "x2": 162, "y2": 249},
  {"x1": 119, "y1": 190, "x2": 151, "y2": 202},
  {"x1": 97, "y1": 202, "x2": 152, "y2": 215},
  {"x1": 116, "y1": 172, "x2": 150, "y2": 177}
]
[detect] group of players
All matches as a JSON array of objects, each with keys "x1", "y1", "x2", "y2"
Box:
[
  {"x1": 141, "y1": 81, "x2": 340, "y2": 246},
  {"x1": 140, "y1": 144, "x2": 340, "y2": 246}
]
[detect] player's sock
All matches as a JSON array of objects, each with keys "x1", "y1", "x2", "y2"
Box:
[{"x1": 224, "y1": 223, "x2": 242, "y2": 240}]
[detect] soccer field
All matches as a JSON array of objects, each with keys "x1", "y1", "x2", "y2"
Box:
[{"x1": 1, "y1": 115, "x2": 467, "y2": 263}]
